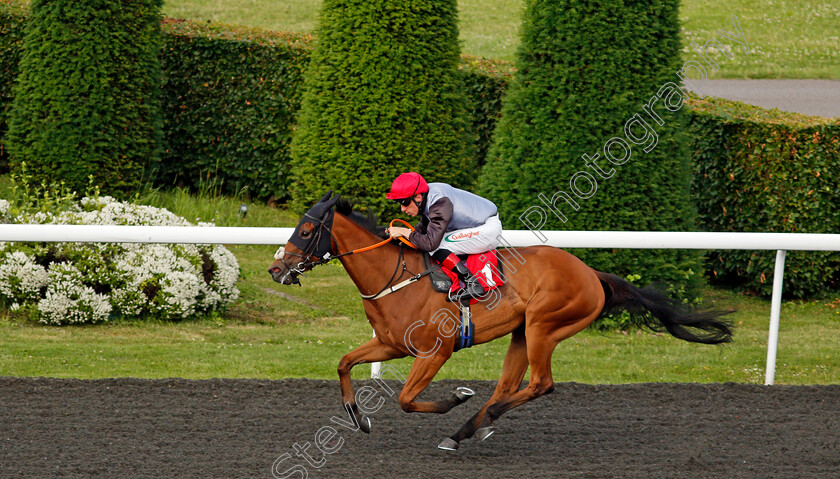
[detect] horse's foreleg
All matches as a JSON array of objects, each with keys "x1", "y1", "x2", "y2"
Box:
[
  {"x1": 439, "y1": 327, "x2": 528, "y2": 451},
  {"x1": 338, "y1": 337, "x2": 405, "y2": 433},
  {"x1": 396, "y1": 352, "x2": 472, "y2": 414}
]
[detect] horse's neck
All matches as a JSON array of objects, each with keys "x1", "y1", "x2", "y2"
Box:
[{"x1": 332, "y1": 214, "x2": 419, "y2": 296}]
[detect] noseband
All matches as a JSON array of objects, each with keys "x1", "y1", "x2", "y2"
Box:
[
  {"x1": 276, "y1": 205, "x2": 436, "y2": 298},
  {"x1": 275, "y1": 210, "x2": 336, "y2": 285}
]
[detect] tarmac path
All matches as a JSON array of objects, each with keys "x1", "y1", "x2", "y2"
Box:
[{"x1": 688, "y1": 80, "x2": 840, "y2": 118}]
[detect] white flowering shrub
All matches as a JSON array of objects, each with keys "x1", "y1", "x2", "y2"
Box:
[
  {"x1": 0, "y1": 251, "x2": 49, "y2": 309},
  {"x1": 0, "y1": 196, "x2": 240, "y2": 324},
  {"x1": 38, "y1": 263, "x2": 111, "y2": 325}
]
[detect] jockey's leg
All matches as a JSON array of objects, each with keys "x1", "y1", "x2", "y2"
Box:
[
  {"x1": 431, "y1": 215, "x2": 503, "y2": 301},
  {"x1": 435, "y1": 215, "x2": 503, "y2": 256},
  {"x1": 432, "y1": 216, "x2": 502, "y2": 300},
  {"x1": 432, "y1": 249, "x2": 486, "y2": 300}
]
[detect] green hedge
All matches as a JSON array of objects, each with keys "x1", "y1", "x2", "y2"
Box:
[
  {"x1": 459, "y1": 56, "x2": 513, "y2": 169},
  {"x1": 164, "y1": 13, "x2": 512, "y2": 206},
  {"x1": 0, "y1": 1, "x2": 506, "y2": 201},
  {"x1": 6, "y1": 0, "x2": 163, "y2": 198},
  {"x1": 158, "y1": 19, "x2": 312, "y2": 200},
  {"x1": 0, "y1": 0, "x2": 26, "y2": 172},
  {"x1": 477, "y1": 0, "x2": 701, "y2": 298},
  {"x1": 689, "y1": 96, "x2": 840, "y2": 298},
  {"x1": 4, "y1": 2, "x2": 838, "y2": 301},
  {"x1": 289, "y1": 0, "x2": 475, "y2": 216},
  {"x1": 0, "y1": 1, "x2": 314, "y2": 201}
]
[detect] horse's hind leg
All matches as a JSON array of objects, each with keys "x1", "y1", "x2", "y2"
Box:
[
  {"x1": 440, "y1": 327, "x2": 529, "y2": 451},
  {"x1": 472, "y1": 310, "x2": 602, "y2": 439},
  {"x1": 472, "y1": 336, "x2": 557, "y2": 440}
]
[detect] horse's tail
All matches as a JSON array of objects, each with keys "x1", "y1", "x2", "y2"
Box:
[{"x1": 595, "y1": 271, "x2": 733, "y2": 344}]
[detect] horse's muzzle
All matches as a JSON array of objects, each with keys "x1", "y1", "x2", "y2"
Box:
[{"x1": 268, "y1": 265, "x2": 299, "y2": 285}]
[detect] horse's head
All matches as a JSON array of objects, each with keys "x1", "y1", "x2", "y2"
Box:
[{"x1": 268, "y1": 191, "x2": 340, "y2": 285}]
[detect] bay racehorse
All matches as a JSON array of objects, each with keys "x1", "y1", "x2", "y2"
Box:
[{"x1": 268, "y1": 192, "x2": 733, "y2": 450}]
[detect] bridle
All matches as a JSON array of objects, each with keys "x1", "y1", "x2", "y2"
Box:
[
  {"x1": 274, "y1": 209, "x2": 337, "y2": 285},
  {"x1": 276, "y1": 204, "x2": 439, "y2": 299}
]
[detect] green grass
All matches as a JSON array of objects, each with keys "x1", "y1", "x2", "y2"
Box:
[
  {"x1": 162, "y1": 0, "x2": 840, "y2": 79},
  {"x1": 133, "y1": 182, "x2": 299, "y2": 227},
  {"x1": 2, "y1": 178, "x2": 839, "y2": 384},
  {"x1": 679, "y1": 0, "x2": 840, "y2": 78},
  {"x1": 2, "y1": 240, "x2": 839, "y2": 384}
]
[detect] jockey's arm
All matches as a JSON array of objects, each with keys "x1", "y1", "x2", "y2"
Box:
[{"x1": 408, "y1": 197, "x2": 453, "y2": 252}]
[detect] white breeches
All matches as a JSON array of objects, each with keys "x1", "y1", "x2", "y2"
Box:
[{"x1": 433, "y1": 215, "x2": 502, "y2": 255}]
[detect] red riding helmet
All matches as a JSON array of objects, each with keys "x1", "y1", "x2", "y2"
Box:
[{"x1": 386, "y1": 172, "x2": 429, "y2": 200}]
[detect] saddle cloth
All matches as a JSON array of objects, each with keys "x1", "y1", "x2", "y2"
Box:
[{"x1": 424, "y1": 250, "x2": 505, "y2": 303}]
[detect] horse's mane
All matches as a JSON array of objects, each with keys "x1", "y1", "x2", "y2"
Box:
[{"x1": 335, "y1": 198, "x2": 388, "y2": 239}]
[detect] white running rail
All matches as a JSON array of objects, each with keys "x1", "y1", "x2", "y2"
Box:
[{"x1": 3, "y1": 224, "x2": 838, "y2": 385}]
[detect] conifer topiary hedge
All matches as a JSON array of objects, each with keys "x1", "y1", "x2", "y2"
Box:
[
  {"x1": 478, "y1": 0, "x2": 701, "y2": 297},
  {"x1": 0, "y1": 0, "x2": 26, "y2": 172},
  {"x1": 289, "y1": 0, "x2": 476, "y2": 216},
  {"x1": 3, "y1": 3, "x2": 838, "y2": 300},
  {"x1": 459, "y1": 57, "x2": 512, "y2": 169},
  {"x1": 0, "y1": 2, "x2": 498, "y2": 203},
  {"x1": 689, "y1": 96, "x2": 840, "y2": 298},
  {"x1": 6, "y1": 0, "x2": 164, "y2": 199},
  {"x1": 157, "y1": 20, "x2": 313, "y2": 200}
]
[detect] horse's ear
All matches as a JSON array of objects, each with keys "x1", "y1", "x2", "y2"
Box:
[
  {"x1": 324, "y1": 194, "x2": 341, "y2": 209},
  {"x1": 319, "y1": 191, "x2": 333, "y2": 203}
]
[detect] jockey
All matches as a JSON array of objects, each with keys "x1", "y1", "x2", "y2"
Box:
[{"x1": 385, "y1": 172, "x2": 502, "y2": 301}]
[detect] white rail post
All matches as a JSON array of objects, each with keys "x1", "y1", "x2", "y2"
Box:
[
  {"x1": 764, "y1": 249, "x2": 786, "y2": 385},
  {"x1": 371, "y1": 330, "x2": 381, "y2": 379}
]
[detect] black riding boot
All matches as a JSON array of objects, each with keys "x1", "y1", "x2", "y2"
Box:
[
  {"x1": 451, "y1": 260, "x2": 487, "y2": 300},
  {"x1": 433, "y1": 250, "x2": 486, "y2": 301}
]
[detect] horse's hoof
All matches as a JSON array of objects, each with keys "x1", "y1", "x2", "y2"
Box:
[
  {"x1": 475, "y1": 426, "x2": 495, "y2": 441},
  {"x1": 359, "y1": 416, "x2": 371, "y2": 434},
  {"x1": 438, "y1": 438, "x2": 459, "y2": 451},
  {"x1": 454, "y1": 386, "x2": 475, "y2": 402}
]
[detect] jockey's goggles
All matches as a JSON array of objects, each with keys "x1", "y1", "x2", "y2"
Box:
[{"x1": 393, "y1": 197, "x2": 414, "y2": 207}]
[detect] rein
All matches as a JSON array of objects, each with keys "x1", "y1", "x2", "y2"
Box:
[
  {"x1": 280, "y1": 215, "x2": 439, "y2": 299},
  {"x1": 358, "y1": 245, "x2": 441, "y2": 301},
  {"x1": 343, "y1": 219, "x2": 441, "y2": 300},
  {"x1": 327, "y1": 218, "x2": 418, "y2": 258},
  {"x1": 332, "y1": 218, "x2": 417, "y2": 259}
]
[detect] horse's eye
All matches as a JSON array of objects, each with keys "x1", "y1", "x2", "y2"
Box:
[{"x1": 300, "y1": 230, "x2": 311, "y2": 238}]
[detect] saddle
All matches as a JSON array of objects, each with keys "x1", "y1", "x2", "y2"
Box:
[
  {"x1": 423, "y1": 250, "x2": 506, "y2": 303},
  {"x1": 422, "y1": 250, "x2": 505, "y2": 352}
]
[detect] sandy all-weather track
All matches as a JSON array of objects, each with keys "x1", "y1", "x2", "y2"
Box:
[{"x1": 0, "y1": 377, "x2": 838, "y2": 478}]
